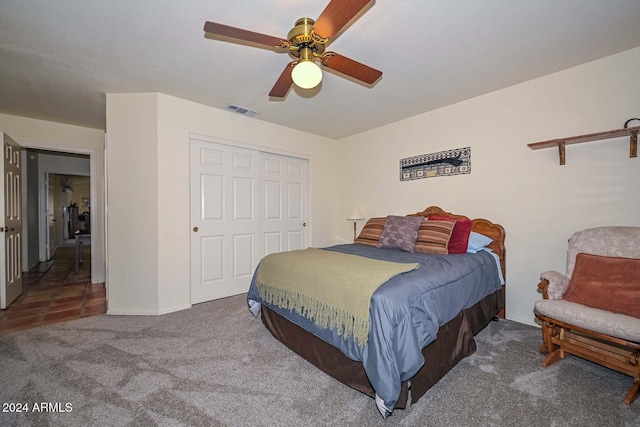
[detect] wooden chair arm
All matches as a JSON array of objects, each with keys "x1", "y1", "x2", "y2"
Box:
[{"x1": 537, "y1": 279, "x2": 550, "y2": 300}]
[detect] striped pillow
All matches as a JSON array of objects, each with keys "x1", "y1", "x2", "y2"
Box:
[
  {"x1": 414, "y1": 219, "x2": 456, "y2": 255},
  {"x1": 354, "y1": 217, "x2": 386, "y2": 246},
  {"x1": 428, "y1": 215, "x2": 473, "y2": 254}
]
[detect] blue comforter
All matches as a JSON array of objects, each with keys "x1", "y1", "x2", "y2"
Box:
[{"x1": 247, "y1": 244, "x2": 502, "y2": 416}]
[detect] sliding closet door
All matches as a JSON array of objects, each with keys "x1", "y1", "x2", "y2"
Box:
[
  {"x1": 190, "y1": 138, "x2": 309, "y2": 304},
  {"x1": 261, "y1": 153, "x2": 307, "y2": 256},
  {"x1": 190, "y1": 140, "x2": 261, "y2": 304}
]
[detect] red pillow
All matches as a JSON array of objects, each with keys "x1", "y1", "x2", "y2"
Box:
[
  {"x1": 428, "y1": 215, "x2": 473, "y2": 254},
  {"x1": 563, "y1": 253, "x2": 640, "y2": 319}
]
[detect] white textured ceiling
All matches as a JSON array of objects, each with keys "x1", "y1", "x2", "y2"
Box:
[{"x1": 1, "y1": 0, "x2": 640, "y2": 140}]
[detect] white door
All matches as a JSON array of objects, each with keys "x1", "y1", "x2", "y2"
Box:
[
  {"x1": 261, "y1": 153, "x2": 307, "y2": 256},
  {"x1": 190, "y1": 140, "x2": 261, "y2": 304},
  {"x1": 1, "y1": 133, "x2": 23, "y2": 309}
]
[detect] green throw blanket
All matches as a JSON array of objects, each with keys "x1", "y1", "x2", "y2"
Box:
[{"x1": 255, "y1": 248, "x2": 419, "y2": 347}]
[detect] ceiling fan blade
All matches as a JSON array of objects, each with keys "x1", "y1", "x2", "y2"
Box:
[
  {"x1": 204, "y1": 21, "x2": 286, "y2": 49},
  {"x1": 321, "y1": 52, "x2": 382, "y2": 84},
  {"x1": 312, "y1": 0, "x2": 372, "y2": 40},
  {"x1": 269, "y1": 62, "x2": 295, "y2": 97}
]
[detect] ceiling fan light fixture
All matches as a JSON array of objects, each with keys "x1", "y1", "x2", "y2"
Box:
[{"x1": 291, "y1": 60, "x2": 322, "y2": 89}]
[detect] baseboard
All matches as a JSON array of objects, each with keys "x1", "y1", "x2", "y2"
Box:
[
  {"x1": 157, "y1": 304, "x2": 192, "y2": 315},
  {"x1": 506, "y1": 314, "x2": 540, "y2": 328},
  {"x1": 107, "y1": 304, "x2": 191, "y2": 316},
  {"x1": 332, "y1": 236, "x2": 352, "y2": 244}
]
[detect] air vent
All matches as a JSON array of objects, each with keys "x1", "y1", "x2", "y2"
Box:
[{"x1": 226, "y1": 104, "x2": 258, "y2": 117}]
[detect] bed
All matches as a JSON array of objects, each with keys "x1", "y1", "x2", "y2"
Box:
[{"x1": 247, "y1": 206, "x2": 506, "y2": 417}]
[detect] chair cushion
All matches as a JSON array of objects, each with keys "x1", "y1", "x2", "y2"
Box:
[
  {"x1": 563, "y1": 253, "x2": 640, "y2": 319},
  {"x1": 534, "y1": 299, "x2": 640, "y2": 343},
  {"x1": 566, "y1": 226, "x2": 640, "y2": 278}
]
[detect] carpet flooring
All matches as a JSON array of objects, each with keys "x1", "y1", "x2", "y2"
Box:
[{"x1": 0, "y1": 294, "x2": 638, "y2": 427}]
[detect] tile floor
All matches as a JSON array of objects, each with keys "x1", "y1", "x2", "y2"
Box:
[{"x1": 0, "y1": 242, "x2": 106, "y2": 334}]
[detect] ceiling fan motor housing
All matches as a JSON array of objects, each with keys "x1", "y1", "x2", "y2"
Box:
[{"x1": 287, "y1": 18, "x2": 325, "y2": 59}]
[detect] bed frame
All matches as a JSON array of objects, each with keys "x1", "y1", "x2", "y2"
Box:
[{"x1": 260, "y1": 206, "x2": 506, "y2": 410}]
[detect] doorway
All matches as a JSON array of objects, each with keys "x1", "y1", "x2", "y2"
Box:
[
  {"x1": 19, "y1": 148, "x2": 105, "y2": 304},
  {"x1": 0, "y1": 144, "x2": 106, "y2": 332},
  {"x1": 22, "y1": 149, "x2": 91, "y2": 267}
]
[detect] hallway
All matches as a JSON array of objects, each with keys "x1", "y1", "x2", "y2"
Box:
[{"x1": 0, "y1": 243, "x2": 106, "y2": 334}]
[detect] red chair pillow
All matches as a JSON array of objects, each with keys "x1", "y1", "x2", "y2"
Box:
[{"x1": 563, "y1": 253, "x2": 640, "y2": 319}]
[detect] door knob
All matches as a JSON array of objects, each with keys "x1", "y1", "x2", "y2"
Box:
[{"x1": 193, "y1": 227, "x2": 199, "y2": 232}]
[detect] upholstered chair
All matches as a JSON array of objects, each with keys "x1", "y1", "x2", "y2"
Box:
[{"x1": 534, "y1": 226, "x2": 640, "y2": 405}]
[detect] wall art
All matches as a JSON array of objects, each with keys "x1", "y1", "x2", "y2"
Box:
[{"x1": 400, "y1": 146, "x2": 471, "y2": 181}]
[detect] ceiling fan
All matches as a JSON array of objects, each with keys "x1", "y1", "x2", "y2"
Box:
[{"x1": 203, "y1": 0, "x2": 382, "y2": 98}]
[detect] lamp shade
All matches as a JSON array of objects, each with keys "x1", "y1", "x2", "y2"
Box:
[
  {"x1": 347, "y1": 207, "x2": 364, "y2": 221},
  {"x1": 291, "y1": 60, "x2": 322, "y2": 89}
]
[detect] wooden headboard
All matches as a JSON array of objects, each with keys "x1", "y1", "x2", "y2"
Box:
[{"x1": 410, "y1": 206, "x2": 506, "y2": 281}]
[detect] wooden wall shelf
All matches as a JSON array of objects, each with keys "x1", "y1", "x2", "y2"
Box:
[{"x1": 528, "y1": 125, "x2": 639, "y2": 165}]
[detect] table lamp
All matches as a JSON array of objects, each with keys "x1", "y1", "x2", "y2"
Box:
[{"x1": 347, "y1": 207, "x2": 365, "y2": 241}]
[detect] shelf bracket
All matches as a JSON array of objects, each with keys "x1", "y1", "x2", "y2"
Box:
[
  {"x1": 631, "y1": 131, "x2": 638, "y2": 159},
  {"x1": 558, "y1": 142, "x2": 566, "y2": 165}
]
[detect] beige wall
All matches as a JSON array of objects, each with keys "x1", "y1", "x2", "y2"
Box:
[
  {"x1": 105, "y1": 93, "x2": 160, "y2": 314},
  {"x1": 335, "y1": 47, "x2": 640, "y2": 325},
  {"x1": 0, "y1": 113, "x2": 106, "y2": 283},
  {"x1": 106, "y1": 93, "x2": 339, "y2": 314}
]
